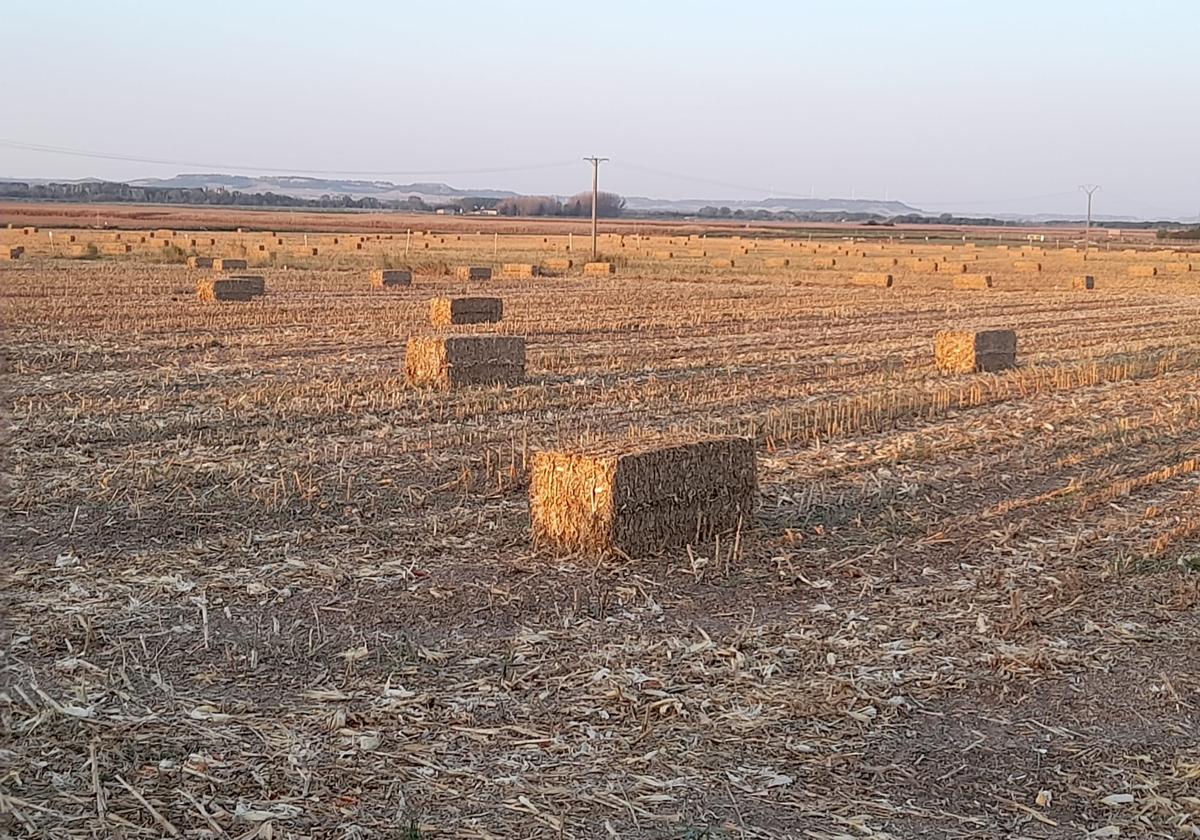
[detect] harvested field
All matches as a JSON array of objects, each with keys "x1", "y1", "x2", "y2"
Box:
[{"x1": 2, "y1": 221, "x2": 1200, "y2": 839}]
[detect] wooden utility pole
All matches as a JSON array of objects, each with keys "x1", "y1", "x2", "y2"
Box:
[{"x1": 583, "y1": 156, "x2": 608, "y2": 261}]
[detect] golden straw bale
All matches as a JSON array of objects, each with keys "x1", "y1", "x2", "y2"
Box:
[
  {"x1": 852, "y1": 273, "x2": 894, "y2": 288},
  {"x1": 212, "y1": 258, "x2": 248, "y2": 271},
  {"x1": 953, "y1": 274, "x2": 993, "y2": 290},
  {"x1": 584, "y1": 262, "x2": 616, "y2": 275},
  {"x1": 187, "y1": 256, "x2": 214, "y2": 269},
  {"x1": 530, "y1": 436, "x2": 757, "y2": 557},
  {"x1": 935, "y1": 329, "x2": 1016, "y2": 374},
  {"x1": 455, "y1": 265, "x2": 493, "y2": 281},
  {"x1": 1129, "y1": 265, "x2": 1158, "y2": 277},
  {"x1": 1072, "y1": 275, "x2": 1096, "y2": 290},
  {"x1": 429, "y1": 296, "x2": 502, "y2": 326},
  {"x1": 501, "y1": 263, "x2": 540, "y2": 279},
  {"x1": 370, "y1": 269, "x2": 412, "y2": 288},
  {"x1": 405, "y1": 335, "x2": 525, "y2": 389},
  {"x1": 197, "y1": 275, "x2": 265, "y2": 302}
]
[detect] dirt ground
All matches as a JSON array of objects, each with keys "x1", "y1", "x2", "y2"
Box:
[{"x1": 2, "y1": 225, "x2": 1198, "y2": 839}]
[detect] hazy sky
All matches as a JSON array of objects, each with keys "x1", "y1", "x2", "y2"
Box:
[{"x1": 3, "y1": 0, "x2": 1198, "y2": 218}]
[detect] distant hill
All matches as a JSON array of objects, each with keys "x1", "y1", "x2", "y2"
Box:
[
  {"x1": 623, "y1": 195, "x2": 924, "y2": 216},
  {"x1": 129, "y1": 174, "x2": 520, "y2": 203}
]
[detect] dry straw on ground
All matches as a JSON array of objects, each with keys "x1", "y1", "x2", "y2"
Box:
[
  {"x1": 935, "y1": 328, "x2": 1018, "y2": 374},
  {"x1": 428, "y1": 296, "x2": 503, "y2": 326},
  {"x1": 196, "y1": 275, "x2": 265, "y2": 302},
  {"x1": 530, "y1": 436, "x2": 756, "y2": 556},
  {"x1": 405, "y1": 335, "x2": 526, "y2": 388}
]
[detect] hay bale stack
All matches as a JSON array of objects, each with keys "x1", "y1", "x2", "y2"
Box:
[
  {"x1": 935, "y1": 329, "x2": 1017, "y2": 374},
  {"x1": 1072, "y1": 275, "x2": 1096, "y2": 290},
  {"x1": 530, "y1": 436, "x2": 757, "y2": 557},
  {"x1": 429, "y1": 296, "x2": 503, "y2": 326},
  {"x1": 953, "y1": 274, "x2": 994, "y2": 290},
  {"x1": 197, "y1": 275, "x2": 265, "y2": 302},
  {"x1": 405, "y1": 335, "x2": 525, "y2": 389},
  {"x1": 1129, "y1": 265, "x2": 1158, "y2": 277},
  {"x1": 1014, "y1": 260, "x2": 1042, "y2": 272},
  {"x1": 765, "y1": 257, "x2": 790, "y2": 268},
  {"x1": 455, "y1": 265, "x2": 493, "y2": 281},
  {"x1": 212, "y1": 258, "x2": 248, "y2": 271},
  {"x1": 501, "y1": 263, "x2": 540, "y2": 279},
  {"x1": 187, "y1": 256, "x2": 214, "y2": 269},
  {"x1": 852, "y1": 272, "x2": 894, "y2": 288},
  {"x1": 543, "y1": 258, "x2": 573, "y2": 273},
  {"x1": 1163, "y1": 263, "x2": 1194, "y2": 274},
  {"x1": 370, "y1": 269, "x2": 412, "y2": 288},
  {"x1": 584, "y1": 262, "x2": 616, "y2": 275}
]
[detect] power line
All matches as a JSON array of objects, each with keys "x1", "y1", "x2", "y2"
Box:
[{"x1": 0, "y1": 138, "x2": 579, "y2": 178}]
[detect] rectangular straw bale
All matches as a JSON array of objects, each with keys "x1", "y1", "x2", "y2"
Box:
[
  {"x1": 187, "y1": 256, "x2": 214, "y2": 269},
  {"x1": 197, "y1": 275, "x2": 265, "y2": 302},
  {"x1": 1163, "y1": 263, "x2": 1193, "y2": 274},
  {"x1": 953, "y1": 274, "x2": 993, "y2": 290},
  {"x1": 104, "y1": 243, "x2": 132, "y2": 255},
  {"x1": 584, "y1": 262, "x2": 616, "y2": 275},
  {"x1": 543, "y1": 258, "x2": 573, "y2": 273},
  {"x1": 1129, "y1": 265, "x2": 1158, "y2": 277},
  {"x1": 935, "y1": 329, "x2": 1016, "y2": 374},
  {"x1": 429, "y1": 296, "x2": 502, "y2": 326},
  {"x1": 501, "y1": 263, "x2": 540, "y2": 278},
  {"x1": 1, "y1": 247, "x2": 21, "y2": 260},
  {"x1": 710, "y1": 258, "x2": 735, "y2": 268},
  {"x1": 1072, "y1": 275, "x2": 1096, "y2": 290},
  {"x1": 852, "y1": 272, "x2": 894, "y2": 288},
  {"x1": 370, "y1": 269, "x2": 412, "y2": 288},
  {"x1": 653, "y1": 251, "x2": 674, "y2": 259},
  {"x1": 405, "y1": 335, "x2": 525, "y2": 389},
  {"x1": 212, "y1": 258, "x2": 248, "y2": 271},
  {"x1": 1013, "y1": 260, "x2": 1042, "y2": 272},
  {"x1": 530, "y1": 436, "x2": 757, "y2": 557},
  {"x1": 455, "y1": 265, "x2": 493, "y2": 281},
  {"x1": 765, "y1": 257, "x2": 790, "y2": 268},
  {"x1": 908, "y1": 258, "x2": 937, "y2": 272},
  {"x1": 813, "y1": 257, "x2": 837, "y2": 268}
]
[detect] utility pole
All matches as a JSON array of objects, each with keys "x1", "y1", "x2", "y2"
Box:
[
  {"x1": 1080, "y1": 184, "x2": 1100, "y2": 249},
  {"x1": 583, "y1": 156, "x2": 608, "y2": 261}
]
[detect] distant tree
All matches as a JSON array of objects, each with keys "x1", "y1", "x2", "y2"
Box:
[
  {"x1": 495, "y1": 195, "x2": 563, "y2": 216},
  {"x1": 561, "y1": 191, "x2": 625, "y2": 217}
]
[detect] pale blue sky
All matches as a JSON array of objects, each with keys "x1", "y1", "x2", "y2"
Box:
[{"x1": 2, "y1": 0, "x2": 1197, "y2": 217}]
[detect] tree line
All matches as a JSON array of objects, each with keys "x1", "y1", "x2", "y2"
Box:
[{"x1": 494, "y1": 192, "x2": 625, "y2": 217}]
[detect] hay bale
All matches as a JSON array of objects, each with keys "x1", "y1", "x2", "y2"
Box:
[
  {"x1": 429, "y1": 297, "x2": 502, "y2": 326},
  {"x1": 765, "y1": 257, "x2": 790, "y2": 268},
  {"x1": 1013, "y1": 260, "x2": 1042, "y2": 272},
  {"x1": 584, "y1": 262, "x2": 616, "y2": 275},
  {"x1": 370, "y1": 269, "x2": 412, "y2": 288},
  {"x1": 908, "y1": 258, "x2": 937, "y2": 273},
  {"x1": 543, "y1": 258, "x2": 573, "y2": 273},
  {"x1": 653, "y1": 250, "x2": 674, "y2": 259},
  {"x1": 186, "y1": 256, "x2": 214, "y2": 269},
  {"x1": 1163, "y1": 263, "x2": 1194, "y2": 274},
  {"x1": 953, "y1": 274, "x2": 993, "y2": 290},
  {"x1": 103, "y1": 243, "x2": 132, "y2": 255},
  {"x1": 0, "y1": 247, "x2": 21, "y2": 260},
  {"x1": 710, "y1": 258, "x2": 735, "y2": 268},
  {"x1": 813, "y1": 257, "x2": 837, "y2": 268},
  {"x1": 1072, "y1": 275, "x2": 1096, "y2": 290},
  {"x1": 212, "y1": 258, "x2": 248, "y2": 271},
  {"x1": 197, "y1": 275, "x2": 265, "y2": 302},
  {"x1": 530, "y1": 436, "x2": 757, "y2": 557},
  {"x1": 852, "y1": 272, "x2": 894, "y2": 288},
  {"x1": 501, "y1": 263, "x2": 540, "y2": 279},
  {"x1": 1129, "y1": 265, "x2": 1158, "y2": 277},
  {"x1": 935, "y1": 329, "x2": 1016, "y2": 374},
  {"x1": 455, "y1": 265, "x2": 493, "y2": 281},
  {"x1": 405, "y1": 335, "x2": 525, "y2": 389}
]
